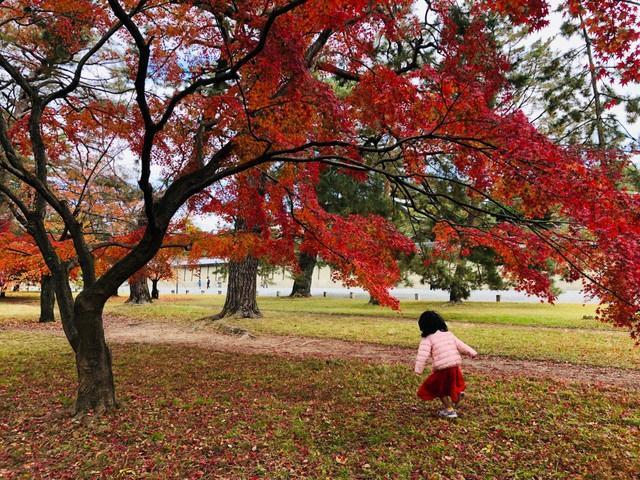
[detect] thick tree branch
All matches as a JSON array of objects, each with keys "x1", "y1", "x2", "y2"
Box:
[
  {"x1": 91, "y1": 241, "x2": 192, "y2": 252},
  {"x1": 156, "y1": 0, "x2": 310, "y2": 131},
  {"x1": 305, "y1": 29, "x2": 333, "y2": 67},
  {"x1": 0, "y1": 53, "x2": 35, "y2": 97}
]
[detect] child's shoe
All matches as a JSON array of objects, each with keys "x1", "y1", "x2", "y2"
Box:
[{"x1": 437, "y1": 408, "x2": 458, "y2": 419}]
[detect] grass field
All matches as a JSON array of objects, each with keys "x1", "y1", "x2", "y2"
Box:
[
  {"x1": 104, "y1": 295, "x2": 639, "y2": 368},
  {"x1": 229, "y1": 314, "x2": 640, "y2": 369},
  {"x1": 104, "y1": 294, "x2": 606, "y2": 330},
  {"x1": 1, "y1": 331, "x2": 639, "y2": 479},
  {"x1": 2, "y1": 293, "x2": 639, "y2": 369},
  {"x1": 0, "y1": 292, "x2": 605, "y2": 329}
]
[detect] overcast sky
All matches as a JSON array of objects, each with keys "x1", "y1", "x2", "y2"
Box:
[{"x1": 413, "y1": 0, "x2": 639, "y2": 149}]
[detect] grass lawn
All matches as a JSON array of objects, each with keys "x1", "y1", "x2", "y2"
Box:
[
  {"x1": 229, "y1": 314, "x2": 640, "y2": 369},
  {"x1": 2, "y1": 293, "x2": 639, "y2": 369},
  {"x1": 103, "y1": 294, "x2": 606, "y2": 330},
  {"x1": 102, "y1": 295, "x2": 639, "y2": 369},
  {"x1": 0, "y1": 295, "x2": 44, "y2": 323},
  {"x1": 1, "y1": 331, "x2": 639, "y2": 479}
]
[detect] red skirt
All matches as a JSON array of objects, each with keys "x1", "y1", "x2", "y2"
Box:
[{"x1": 417, "y1": 365, "x2": 466, "y2": 402}]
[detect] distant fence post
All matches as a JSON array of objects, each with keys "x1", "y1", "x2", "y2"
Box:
[
  {"x1": 323, "y1": 291, "x2": 327, "y2": 297},
  {"x1": 276, "y1": 291, "x2": 280, "y2": 297},
  {"x1": 349, "y1": 291, "x2": 353, "y2": 299},
  {"x1": 414, "y1": 293, "x2": 419, "y2": 301},
  {"x1": 496, "y1": 294, "x2": 501, "y2": 303}
]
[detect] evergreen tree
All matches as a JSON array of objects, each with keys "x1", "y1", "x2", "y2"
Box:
[
  {"x1": 290, "y1": 167, "x2": 397, "y2": 297},
  {"x1": 506, "y1": 14, "x2": 639, "y2": 150}
]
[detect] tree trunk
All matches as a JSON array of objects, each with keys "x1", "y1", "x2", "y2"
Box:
[
  {"x1": 39, "y1": 274, "x2": 55, "y2": 323},
  {"x1": 126, "y1": 275, "x2": 152, "y2": 304},
  {"x1": 448, "y1": 288, "x2": 463, "y2": 303},
  {"x1": 208, "y1": 256, "x2": 261, "y2": 319},
  {"x1": 151, "y1": 278, "x2": 159, "y2": 299},
  {"x1": 290, "y1": 251, "x2": 316, "y2": 297},
  {"x1": 368, "y1": 295, "x2": 380, "y2": 305},
  {"x1": 448, "y1": 263, "x2": 468, "y2": 303},
  {"x1": 73, "y1": 300, "x2": 116, "y2": 415},
  {"x1": 52, "y1": 266, "x2": 79, "y2": 350},
  {"x1": 578, "y1": 11, "x2": 605, "y2": 148},
  {"x1": 449, "y1": 265, "x2": 469, "y2": 303}
]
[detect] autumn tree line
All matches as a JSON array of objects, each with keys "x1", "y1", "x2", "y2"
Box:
[{"x1": 1, "y1": 0, "x2": 639, "y2": 416}]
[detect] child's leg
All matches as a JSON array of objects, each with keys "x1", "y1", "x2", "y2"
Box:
[{"x1": 437, "y1": 396, "x2": 458, "y2": 418}]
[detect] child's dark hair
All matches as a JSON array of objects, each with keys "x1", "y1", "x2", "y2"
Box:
[{"x1": 418, "y1": 310, "x2": 448, "y2": 337}]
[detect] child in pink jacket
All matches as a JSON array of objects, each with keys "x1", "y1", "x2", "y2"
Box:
[{"x1": 414, "y1": 310, "x2": 477, "y2": 419}]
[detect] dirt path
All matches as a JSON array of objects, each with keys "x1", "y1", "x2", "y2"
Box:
[{"x1": 100, "y1": 318, "x2": 640, "y2": 389}]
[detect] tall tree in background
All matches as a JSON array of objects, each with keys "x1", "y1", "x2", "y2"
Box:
[
  {"x1": 147, "y1": 247, "x2": 181, "y2": 300},
  {"x1": 125, "y1": 271, "x2": 151, "y2": 304},
  {"x1": 124, "y1": 213, "x2": 153, "y2": 304},
  {"x1": 216, "y1": 174, "x2": 269, "y2": 319},
  {"x1": 195, "y1": 168, "x2": 411, "y2": 317},
  {"x1": 506, "y1": 4, "x2": 639, "y2": 150},
  {"x1": 395, "y1": 159, "x2": 511, "y2": 303},
  {"x1": 290, "y1": 167, "x2": 396, "y2": 297}
]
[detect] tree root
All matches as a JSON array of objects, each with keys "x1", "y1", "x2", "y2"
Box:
[
  {"x1": 216, "y1": 324, "x2": 256, "y2": 339},
  {"x1": 289, "y1": 292, "x2": 312, "y2": 298},
  {"x1": 198, "y1": 309, "x2": 262, "y2": 322},
  {"x1": 72, "y1": 399, "x2": 119, "y2": 423}
]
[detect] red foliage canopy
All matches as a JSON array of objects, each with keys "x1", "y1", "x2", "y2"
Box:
[{"x1": 0, "y1": 0, "x2": 639, "y2": 339}]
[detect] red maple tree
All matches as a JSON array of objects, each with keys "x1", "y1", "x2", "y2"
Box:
[{"x1": 0, "y1": 0, "x2": 639, "y2": 415}]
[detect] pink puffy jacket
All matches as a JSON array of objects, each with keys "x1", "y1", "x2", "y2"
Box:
[{"x1": 414, "y1": 330, "x2": 477, "y2": 373}]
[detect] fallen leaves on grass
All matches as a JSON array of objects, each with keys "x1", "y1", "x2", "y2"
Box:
[{"x1": 0, "y1": 333, "x2": 639, "y2": 479}]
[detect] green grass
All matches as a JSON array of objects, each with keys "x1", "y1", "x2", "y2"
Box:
[
  {"x1": 104, "y1": 295, "x2": 640, "y2": 369},
  {"x1": 228, "y1": 314, "x2": 640, "y2": 369},
  {"x1": 1, "y1": 292, "x2": 605, "y2": 330},
  {"x1": 103, "y1": 294, "x2": 606, "y2": 330},
  {"x1": 264, "y1": 297, "x2": 604, "y2": 329},
  {"x1": 0, "y1": 294, "x2": 43, "y2": 323},
  {"x1": 3, "y1": 293, "x2": 638, "y2": 368},
  {"x1": 1, "y1": 331, "x2": 638, "y2": 479}
]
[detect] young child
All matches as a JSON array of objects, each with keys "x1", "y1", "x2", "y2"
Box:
[{"x1": 414, "y1": 310, "x2": 477, "y2": 419}]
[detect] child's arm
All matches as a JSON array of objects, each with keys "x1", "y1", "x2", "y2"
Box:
[
  {"x1": 414, "y1": 338, "x2": 432, "y2": 374},
  {"x1": 454, "y1": 336, "x2": 477, "y2": 358}
]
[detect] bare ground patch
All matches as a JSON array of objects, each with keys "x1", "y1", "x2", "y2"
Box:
[
  {"x1": 4, "y1": 315, "x2": 638, "y2": 388},
  {"x1": 89, "y1": 317, "x2": 640, "y2": 389}
]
